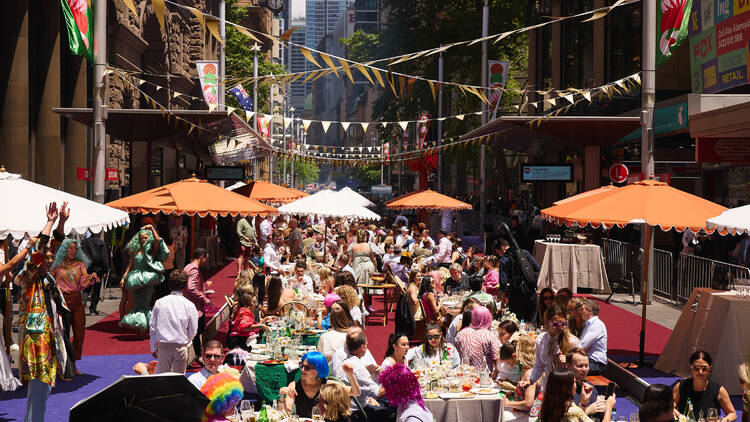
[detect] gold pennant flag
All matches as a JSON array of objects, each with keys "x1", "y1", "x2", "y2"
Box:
[
  {"x1": 245, "y1": 110, "x2": 254, "y2": 121},
  {"x1": 361, "y1": 122, "x2": 369, "y2": 133},
  {"x1": 428, "y1": 80, "x2": 436, "y2": 103},
  {"x1": 312, "y1": 68, "x2": 332, "y2": 81},
  {"x1": 319, "y1": 53, "x2": 339, "y2": 78},
  {"x1": 173, "y1": 91, "x2": 181, "y2": 99},
  {"x1": 338, "y1": 58, "x2": 354, "y2": 83},
  {"x1": 390, "y1": 53, "x2": 415, "y2": 66},
  {"x1": 288, "y1": 73, "x2": 304, "y2": 84},
  {"x1": 370, "y1": 67, "x2": 385, "y2": 88},
  {"x1": 407, "y1": 78, "x2": 416, "y2": 97},
  {"x1": 188, "y1": 124, "x2": 195, "y2": 136},
  {"x1": 545, "y1": 97, "x2": 557, "y2": 107},
  {"x1": 280, "y1": 26, "x2": 301, "y2": 42},
  {"x1": 283, "y1": 117, "x2": 292, "y2": 129},
  {"x1": 187, "y1": 7, "x2": 205, "y2": 32},
  {"x1": 300, "y1": 47, "x2": 322, "y2": 68},
  {"x1": 303, "y1": 70, "x2": 320, "y2": 84},
  {"x1": 493, "y1": 31, "x2": 514, "y2": 44},
  {"x1": 582, "y1": 10, "x2": 609, "y2": 22},
  {"x1": 207, "y1": 19, "x2": 223, "y2": 44},
  {"x1": 455, "y1": 114, "x2": 465, "y2": 121},
  {"x1": 302, "y1": 119, "x2": 312, "y2": 132},
  {"x1": 386, "y1": 74, "x2": 398, "y2": 96},
  {"x1": 121, "y1": 0, "x2": 138, "y2": 17},
  {"x1": 151, "y1": 0, "x2": 166, "y2": 34},
  {"x1": 399, "y1": 75, "x2": 406, "y2": 97},
  {"x1": 236, "y1": 26, "x2": 260, "y2": 42},
  {"x1": 355, "y1": 64, "x2": 375, "y2": 85},
  {"x1": 582, "y1": 91, "x2": 592, "y2": 102}
]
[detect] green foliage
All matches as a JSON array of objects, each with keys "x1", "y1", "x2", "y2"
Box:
[
  {"x1": 331, "y1": 164, "x2": 382, "y2": 188},
  {"x1": 275, "y1": 158, "x2": 320, "y2": 187},
  {"x1": 339, "y1": 30, "x2": 381, "y2": 63},
  {"x1": 225, "y1": 2, "x2": 287, "y2": 114}
]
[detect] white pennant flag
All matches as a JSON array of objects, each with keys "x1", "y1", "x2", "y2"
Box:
[
  {"x1": 284, "y1": 117, "x2": 293, "y2": 129},
  {"x1": 582, "y1": 91, "x2": 592, "y2": 102},
  {"x1": 455, "y1": 114, "x2": 465, "y2": 120},
  {"x1": 398, "y1": 121, "x2": 409, "y2": 131},
  {"x1": 245, "y1": 110, "x2": 254, "y2": 122},
  {"x1": 563, "y1": 94, "x2": 574, "y2": 104},
  {"x1": 341, "y1": 122, "x2": 351, "y2": 131},
  {"x1": 361, "y1": 122, "x2": 369, "y2": 133},
  {"x1": 321, "y1": 121, "x2": 331, "y2": 133}
]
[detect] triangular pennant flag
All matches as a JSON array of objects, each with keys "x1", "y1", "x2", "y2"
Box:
[
  {"x1": 186, "y1": 7, "x2": 205, "y2": 32},
  {"x1": 312, "y1": 68, "x2": 332, "y2": 81},
  {"x1": 407, "y1": 78, "x2": 417, "y2": 97},
  {"x1": 206, "y1": 19, "x2": 223, "y2": 44},
  {"x1": 302, "y1": 119, "x2": 312, "y2": 131},
  {"x1": 319, "y1": 53, "x2": 339, "y2": 78},
  {"x1": 303, "y1": 70, "x2": 321, "y2": 84},
  {"x1": 227, "y1": 106, "x2": 236, "y2": 115},
  {"x1": 370, "y1": 68, "x2": 385, "y2": 88},
  {"x1": 279, "y1": 26, "x2": 301, "y2": 42},
  {"x1": 355, "y1": 64, "x2": 375, "y2": 85},
  {"x1": 338, "y1": 58, "x2": 354, "y2": 83},
  {"x1": 398, "y1": 121, "x2": 409, "y2": 131},
  {"x1": 493, "y1": 31, "x2": 513, "y2": 44},
  {"x1": 582, "y1": 91, "x2": 592, "y2": 102},
  {"x1": 155, "y1": 85, "x2": 163, "y2": 91},
  {"x1": 428, "y1": 80, "x2": 436, "y2": 103},
  {"x1": 563, "y1": 94, "x2": 574, "y2": 104},
  {"x1": 283, "y1": 117, "x2": 292, "y2": 129},
  {"x1": 151, "y1": 0, "x2": 166, "y2": 34},
  {"x1": 390, "y1": 53, "x2": 415, "y2": 66},
  {"x1": 360, "y1": 122, "x2": 369, "y2": 133},
  {"x1": 236, "y1": 26, "x2": 260, "y2": 43},
  {"x1": 208, "y1": 102, "x2": 217, "y2": 112},
  {"x1": 455, "y1": 114, "x2": 465, "y2": 120},
  {"x1": 582, "y1": 10, "x2": 608, "y2": 22},
  {"x1": 172, "y1": 91, "x2": 181, "y2": 99},
  {"x1": 546, "y1": 98, "x2": 557, "y2": 107},
  {"x1": 245, "y1": 110, "x2": 254, "y2": 121},
  {"x1": 300, "y1": 47, "x2": 322, "y2": 68},
  {"x1": 138, "y1": 79, "x2": 146, "y2": 86},
  {"x1": 122, "y1": 0, "x2": 138, "y2": 17},
  {"x1": 399, "y1": 75, "x2": 406, "y2": 97}
]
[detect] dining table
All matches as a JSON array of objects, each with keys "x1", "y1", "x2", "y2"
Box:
[
  {"x1": 533, "y1": 240, "x2": 611, "y2": 293},
  {"x1": 423, "y1": 393, "x2": 505, "y2": 422}
]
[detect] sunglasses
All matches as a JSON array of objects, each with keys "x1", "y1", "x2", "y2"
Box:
[
  {"x1": 427, "y1": 335, "x2": 441, "y2": 340},
  {"x1": 301, "y1": 364, "x2": 315, "y2": 372},
  {"x1": 204, "y1": 353, "x2": 222, "y2": 360},
  {"x1": 548, "y1": 320, "x2": 568, "y2": 329},
  {"x1": 542, "y1": 296, "x2": 554, "y2": 301}
]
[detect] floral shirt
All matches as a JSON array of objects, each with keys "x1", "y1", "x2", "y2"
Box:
[
  {"x1": 52, "y1": 261, "x2": 88, "y2": 294},
  {"x1": 406, "y1": 342, "x2": 461, "y2": 369}
]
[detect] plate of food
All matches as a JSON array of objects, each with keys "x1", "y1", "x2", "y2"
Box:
[
  {"x1": 439, "y1": 392, "x2": 475, "y2": 399},
  {"x1": 470, "y1": 388, "x2": 500, "y2": 395},
  {"x1": 248, "y1": 354, "x2": 270, "y2": 361},
  {"x1": 424, "y1": 392, "x2": 440, "y2": 399}
]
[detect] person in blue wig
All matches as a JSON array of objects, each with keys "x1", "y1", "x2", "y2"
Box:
[
  {"x1": 119, "y1": 223, "x2": 170, "y2": 338},
  {"x1": 278, "y1": 351, "x2": 362, "y2": 418}
]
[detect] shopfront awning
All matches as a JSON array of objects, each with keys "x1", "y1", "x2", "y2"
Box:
[
  {"x1": 53, "y1": 107, "x2": 271, "y2": 163},
  {"x1": 461, "y1": 115, "x2": 641, "y2": 151}
]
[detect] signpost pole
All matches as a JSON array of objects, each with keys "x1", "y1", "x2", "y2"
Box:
[{"x1": 480, "y1": 0, "x2": 488, "y2": 240}]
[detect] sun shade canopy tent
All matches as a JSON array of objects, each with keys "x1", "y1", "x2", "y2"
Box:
[
  {"x1": 338, "y1": 187, "x2": 375, "y2": 208},
  {"x1": 706, "y1": 205, "x2": 750, "y2": 235},
  {"x1": 231, "y1": 180, "x2": 308, "y2": 204},
  {"x1": 539, "y1": 179, "x2": 727, "y2": 363},
  {"x1": 385, "y1": 189, "x2": 473, "y2": 211},
  {"x1": 278, "y1": 190, "x2": 380, "y2": 220},
  {"x1": 0, "y1": 168, "x2": 130, "y2": 240}
]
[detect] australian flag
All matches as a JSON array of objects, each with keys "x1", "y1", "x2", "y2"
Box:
[{"x1": 228, "y1": 84, "x2": 253, "y2": 111}]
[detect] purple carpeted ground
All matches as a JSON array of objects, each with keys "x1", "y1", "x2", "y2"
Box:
[{"x1": 0, "y1": 354, "x2": 152, "y2": 422}]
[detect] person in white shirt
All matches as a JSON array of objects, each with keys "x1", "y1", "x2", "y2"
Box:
[
  {"x1": 395, "y1": 227, "x2": 411, "y2": 249},
  {"x1": 289, "y1": 260, "x2": 314, "y2": 293},
  {"x1": 259, "y1": 215, "x2": 273, "y2": 246},
  {"x1": 381, "y1": 243, "x2": 400, "y2": 272},
  {"x1": 330, "y1": 327, "x2": 385, "y2": 409},
  {"x1": 149, "y1": 270, "x2": 199, "y2": 374},
  {"x1": 525, "y1": 304, "x2": 581, "y2": 389},
  {"x1": 336, "y1": 253, "x2": 356, "y2": 279},
  {"x1": 263, "y1": 235, "x2": 283, "y2": 273},
  {"x1": 430, "y1": 230, "x2": 453, "y2": 268},
  {"x1": 317, "y1": 305, "x2": 352, "y2": 362},
  {"x1": 187, "y1": 340, "x2": 225, "y2": 389},
  {"x1": 578, "y1": 298, "x2": 608, "y2": 375}
]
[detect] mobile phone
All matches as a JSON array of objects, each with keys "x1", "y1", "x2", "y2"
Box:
[{"x1": 605, "y1": 382, "x2": 616, "y2": 398}]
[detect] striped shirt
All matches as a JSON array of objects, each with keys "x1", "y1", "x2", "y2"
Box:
[{"x1": 454, "y1": 327, "x2": 501, "y2": 371}]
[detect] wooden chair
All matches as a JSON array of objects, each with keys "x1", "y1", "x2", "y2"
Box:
[{"x1": 278, "y1": 301, "x2": 309, "y2": 315}]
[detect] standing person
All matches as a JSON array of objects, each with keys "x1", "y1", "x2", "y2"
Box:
[
  {"x1": 350, "y1": 230, "x2": 376, "y2": 285},
  {"x1": 263, "y1": 234, "x2": 283, "y2": 273},
  {"x1": 498, "y1": 238, "x2": 540, "y2": 323},
  {"x1": 149, "y1": 270, "x2": 198, "y2": 374},
  {"x1": 187, "y1": 340, "x2": 225, "y2": 389},
  {"x1": 50, "y1": 238, "x2": 99, "y2": 369},
  {"x1": 119, "y1": 224, "x2": 171, "y2": 338},
  {"x1": 259, "y1": 215, "x2": 274, "y2": 247},
  {"x1": 288, "y1": 218, "x2": 303, "y2": 257},
  {"x1": 80, "y1": 232, "x2": 108, "y2": 315},
  {"x1": 183, "y1": 248, "x2": 212, "y2": 359},
  {"x1": 236, "y1": 215, "x2": 256, "y2": 273},
  {"x1": 431, "y1": 230, "x2": 453, "y2": 269},
  {"x1": 169, "y1": 216, "x2": 188, "y2": 269}
]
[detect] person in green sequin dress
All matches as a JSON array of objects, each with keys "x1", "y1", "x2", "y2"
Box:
[{"x1": 119, "y1": 224, "x2": 170, "y2": 338}]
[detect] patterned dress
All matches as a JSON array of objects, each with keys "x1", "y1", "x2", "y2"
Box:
[
  {"x1": 454, "y1": 327, "x2": 501, "y2": 371},
  {"x1": 19, "y1": 274, "x2": 58, "y2": 387}
]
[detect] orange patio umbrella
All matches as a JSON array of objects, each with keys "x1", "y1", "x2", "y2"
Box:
[
  {"x1": 385, "y1": 189, "x2": 472, "y2": 211},
  {"x1": 233, "y1": 180, "x2": 307, "y2": 204},
  {"x1": 107, "y1": 176, "x2": 277, "y2": 256},
  {"x1": 552, "y1": 184, "x2": 618, "y2": 206},
  {"x1": 540, "y1": 178, "x2": 726, "y2": 363}
]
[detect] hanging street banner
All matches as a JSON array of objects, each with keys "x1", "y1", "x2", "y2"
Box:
[
  {"x1": 417, "y1": 113, "x2": 431, "y2": 149},
  {"x1": 689, "y1": 0, "x2": 750, "y2": 92},
  {"x1": 657, "y1": 0, "x2": 694, "y2": 65},
  {"x1": 228, "y1": 83, "x2": 254, "y2": 111},
  {"x1": 196, "y1": 60, "x2": 220, "y2": 107},
  {"x1": 487, "y1": 60, "x2": 511, "y2": 106},
  {"x1": 60, "y1": 0, "x2": 94, "y2": 62}
]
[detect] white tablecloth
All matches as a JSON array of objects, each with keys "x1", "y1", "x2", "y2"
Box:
[
  {"x1": 424, "y1": 395, "x2": 505, "y2": 422},
  {"x1": 533, "y1": 241, "x2": 610, "y2": 293}
]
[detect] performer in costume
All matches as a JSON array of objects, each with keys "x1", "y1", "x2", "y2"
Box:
[{"x1": 119, "y1": 224, "x2": 170, "y2": 338}]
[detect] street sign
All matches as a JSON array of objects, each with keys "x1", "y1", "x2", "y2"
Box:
[{"x1": 609, "y1": 163, "x2": 629, "y2": 183}]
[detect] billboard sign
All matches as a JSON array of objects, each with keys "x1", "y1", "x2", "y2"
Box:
[
  {"x1": 521, "y1": 164, "x2": 573, "y2": 182},
  {"x1": 206, "y1": 166, "x2": 245, "y2": 181}
]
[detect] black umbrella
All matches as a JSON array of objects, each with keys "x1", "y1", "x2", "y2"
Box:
[{"x1": 69, "y1": 373, "x2": 209, "y2": 422}]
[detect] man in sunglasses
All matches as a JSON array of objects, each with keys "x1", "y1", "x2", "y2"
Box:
[{"x1": 188, "y1": 340, "x2": 225, "y2": 390}]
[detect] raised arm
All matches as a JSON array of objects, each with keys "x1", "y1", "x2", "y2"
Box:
[
  {"x1": 341, "y1": 362, "x2": 362, "y2": 398},
  {"x1": 1, "y1": 203, "x2": 58, "y2": 278}
]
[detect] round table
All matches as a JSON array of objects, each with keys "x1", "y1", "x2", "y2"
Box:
[{"x1": 357, "y1": 283, "x2": 397, "y2": 326}]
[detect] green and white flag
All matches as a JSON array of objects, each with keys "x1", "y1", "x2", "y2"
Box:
[
  {"x1": 60, "y1": 0, "x2": 94, "y2": 62},
  {"x1": 656, "y1": 0, "x2": 693, "y2": 65}
]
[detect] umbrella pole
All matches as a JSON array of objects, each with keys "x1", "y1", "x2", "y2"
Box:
[
  {"x1": 639, "y1": 224, "x2": 652, "y2": 365},
  {"x1": 190, "y1": 215, "x2": 195, "y2": 262}
]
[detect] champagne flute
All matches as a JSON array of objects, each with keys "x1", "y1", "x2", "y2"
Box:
[{"x1": 311, "y1": 406, "x2": 324, "y2": 422}]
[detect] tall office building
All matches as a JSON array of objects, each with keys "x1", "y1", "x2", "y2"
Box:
[{"x1": 286, "y1": 0, "x2": 307, "y2": 112}]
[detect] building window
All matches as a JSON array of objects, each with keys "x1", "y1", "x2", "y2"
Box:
[
  {"x1": 561, "y1": 0, "x2": 594, "y2": 89},
  {"x1": 606, "y1": 0, "x2": 641, "y2": 81}
]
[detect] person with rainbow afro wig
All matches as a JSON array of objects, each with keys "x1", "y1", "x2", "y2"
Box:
[
  {"x1": 119, "y1": 224, "x2": 170, "y2": 338},
  {"x1": 378, "y1": 364, "x2": 434, "y2": 422},
  {"x1": 200, "y1": 373, "x2": 244, "y2": 422}
]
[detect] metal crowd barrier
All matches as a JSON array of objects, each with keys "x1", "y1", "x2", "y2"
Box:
[
  {"x1": 676, "y1": 253, "x2": 750, "y2": 303},
  {"x1": 601, "y1": 239, "x2": 673, "y2": 303},
  {"x1": 652, "y1": 248, "x2": 674, "y2": 301}
]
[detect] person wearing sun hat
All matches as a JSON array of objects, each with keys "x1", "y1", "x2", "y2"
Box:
[{"x1": 200, "y1": 373, "x2": 244, "y2": 422}]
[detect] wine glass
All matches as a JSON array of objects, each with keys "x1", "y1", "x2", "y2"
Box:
[
  {"x1": 707, "y1": 408, "x2": 718, "y2": 422},
  {"x1": 311, "y1": 406, "x2": 324, "y2": 422},
  {"x1": 240, "y1": 400, "x2": 253, "y2": 421}
]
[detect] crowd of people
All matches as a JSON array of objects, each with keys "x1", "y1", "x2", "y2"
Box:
[{"x1": 2, "y1": 203, "x2": 750, "y2": 422}]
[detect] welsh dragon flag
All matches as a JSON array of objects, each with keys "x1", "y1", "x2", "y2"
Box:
[
  {"x1": 60, "y1": 0, "x2": 94, "y2": 62},
  {"x1": 656, "y1": 0, "x2": 693, "y2": 65}
]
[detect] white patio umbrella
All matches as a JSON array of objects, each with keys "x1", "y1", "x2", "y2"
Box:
[
  {"x1": 337, "y1": 186, "x2": 375, "y2": 208},
  {"x1": 707, "y1": 205, "x2": 750, "y2": 234},
  {"x1": 0, "y1": 169, "x2": 130, "y2": 239},
  {"x1": 278, "y1": 190, "x2": 380, "y2": 220},
  {"x1": 225, "y1": 181, "x2": 246, "y2": 191}
]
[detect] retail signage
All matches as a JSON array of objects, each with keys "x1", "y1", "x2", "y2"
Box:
[
  {"x1": 689, "y1": 0, "x2": 750, "y2": 93},
  {"x1": 609, "y1": 163, "x2": 629, "y2": 183},
  {"x1": 206, "y1": 166, "x2": 245, "y2": 181},
  {"x1": 105, "y1": 168, "x2": 119, "y2": 182},
  {"x1": 696, "y1": 137, "x2": 750, "y2": 162},
  {"x1": 76, "y1": 167, "x2": 91, "y2": 180},
  {"x1": 488, "y1": 60, "x2": 510, "y2": 106},
  {"x1": 196, "y1": 60, "x2": 220, "y2": 107},
  {"x1": 619, "y1": 102, "x2": 688, "y2": 141},
  {"x1": 521, "y1": 164, "x2": 573, "y2": 182}
]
